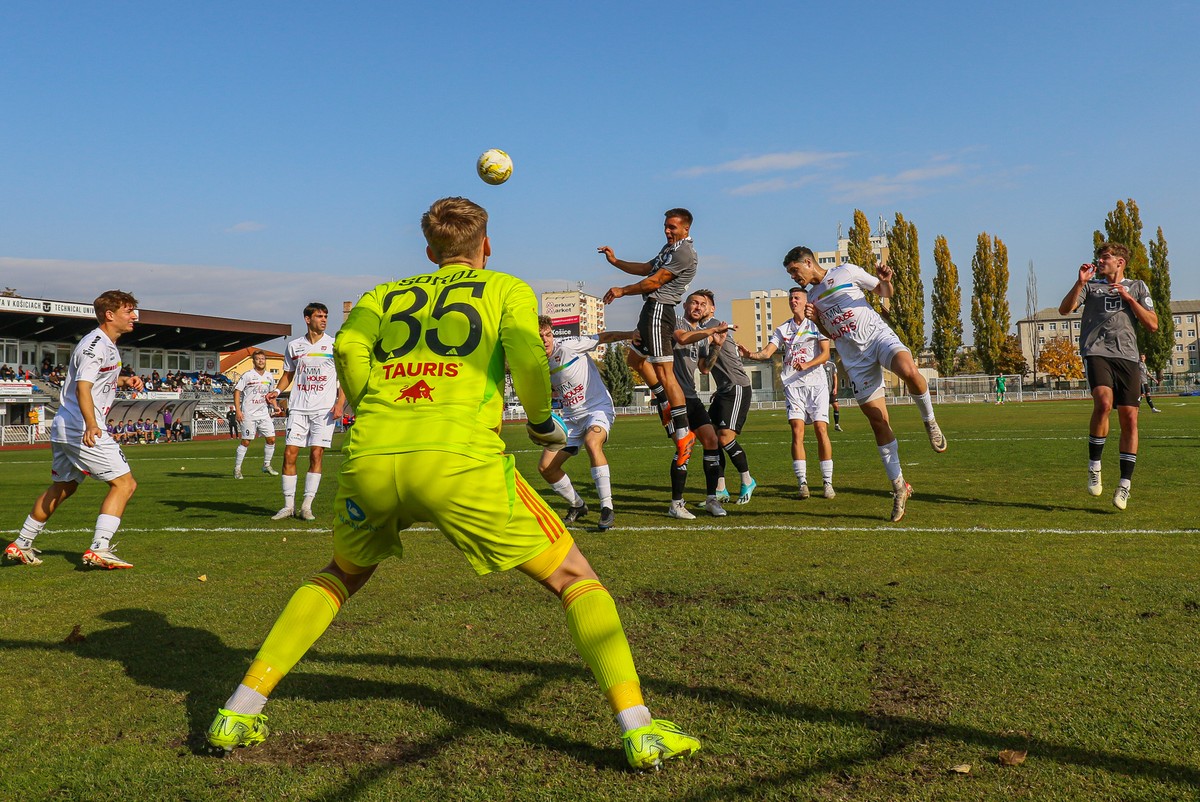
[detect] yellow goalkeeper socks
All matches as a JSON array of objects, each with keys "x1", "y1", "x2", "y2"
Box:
[
  {"x1": 561, "y1": 579, "x2": 644, "y2": 716},
  {"x1": 240, "y1": 572, "x2": 349, "y2": 697}
]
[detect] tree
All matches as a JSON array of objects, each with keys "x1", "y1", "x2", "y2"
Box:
[
  {"x1": 1093, "y1": 199, "x2": 1150, "y2": 283},
  {"x1": 599, "y1": 343, "x2": 634, "y2": 407},
  {"x1": 0, "y1": 288, "x2": 17, "y2": 297},
  {"x1": 1037, "y1": 336, "x2": 1084, "y2": 380},
  {"x1": 969, "y1": 233, "x2": 1010, "y2": 374},
  {"x1": 955, "y1": 348, "x2": 982, "y2": 375},
  {"x1": 1146, "y1": 227, "x2": 1174, "y2": 378},
  {"x1": 1025, "y1": 260, "x2": 1040, "y2": 385},
  {"x1": 886, "y1": 212, "x2": 924, "y2": 353},
  {"x1": 847, "y1": 209, "x2": 881, "y2": 312},
  {"x1": 995, "y1": 334, "x2": 1028, "y2": 377},
  {"x1": 929, "y1": 235, "x2": 963, "y2": 376}
]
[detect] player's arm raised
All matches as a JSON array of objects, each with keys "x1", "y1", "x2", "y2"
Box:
[
  {"x1": 596, "y1": 330, "x2": 639, "y2": 345},
  {"x1": 597, "y1": 246, "x2": 654, "y2": 276},
  {"x1": 1059, "y1": 263, "x2": 1095, "y2": 314},
  {"x1": 604, "y1": 267, "x2": 676, "y2": 304},
  {"x1": 334, "y1": 292, "x2": 384, "y2": 406},
  {"x1": 739, "y1": 342, "x2": 779, "y2": 361}
]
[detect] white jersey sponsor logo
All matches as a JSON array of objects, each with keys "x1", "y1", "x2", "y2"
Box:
[
  {"x1": 283, "y1": 333, "x2": 339, "y2": 412},
  {"x1": 549, "y1": 336, "x2": 614, "y2": 422},
  {"x1": 235, "y1": 369, "x2": 277, "y2": 420},
  {"x1": 51, "y1": 327, "x2": 121, "y2": 442},
  {"x1": 770, "y1": 318, "x2": 829, "y2": 389},
  {"x1": 808, "y1": 264, "x2": 886, "y2": 353}
]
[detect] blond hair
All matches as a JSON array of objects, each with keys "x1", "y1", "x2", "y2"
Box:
[{"x1": 421, "y1": 197, "x2": 488, "y2": 262}]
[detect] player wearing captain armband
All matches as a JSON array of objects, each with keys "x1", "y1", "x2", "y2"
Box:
[{"x1": 207, "y1": 196, "x2": 699, "y2": 772}]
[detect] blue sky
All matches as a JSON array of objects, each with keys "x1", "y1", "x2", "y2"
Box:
[{"x1": 2, "y1": 1, "x2": 1197, "y2": 345}]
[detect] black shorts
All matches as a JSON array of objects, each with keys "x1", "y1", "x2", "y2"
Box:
[
  {"x1": 709, "y1": 384, "x2": 751, "y2": 433},
  {"x1": 1085, "y1": 356, "x2": 1141, "y2": 407},
  {"x1": 629, "y1": 301, "x2": 676, "y2": 364},
  {"x1": 685, "y1": 396, "x2": 711, "y2": 430}
]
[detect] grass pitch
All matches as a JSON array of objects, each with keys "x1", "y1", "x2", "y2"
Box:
[{"x1": 1, "y1": 398, "x2": 1198, "y2": 801}]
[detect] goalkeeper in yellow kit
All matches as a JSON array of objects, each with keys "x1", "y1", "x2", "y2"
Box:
[{"x1": 206, "y1": 197, "x2": 699, "y2": 771}]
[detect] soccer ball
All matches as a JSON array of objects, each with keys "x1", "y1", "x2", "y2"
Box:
[{"x1": 477, "y1": 149, "x2": 513, "y2": 185}]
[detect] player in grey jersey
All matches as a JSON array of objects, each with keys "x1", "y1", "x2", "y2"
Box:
[
  {"x1": 694, "y1": 291, "x2": 757, "y2": 505},
  {"x1": 1058, "y1": 241, "x2": 1158, "y2": 510},
  {"x1": 599, "y1": 208, "x2": 700, "y2": 470}
]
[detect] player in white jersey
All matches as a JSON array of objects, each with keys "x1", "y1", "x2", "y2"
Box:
[
  {"x1": 783, "y1": 247, "x2": 947, "y2": 522},
  {"x1": 233, "y1": 350, "x2": 281, "y2": 480},
  {"x1": 739, "y1": 287, "x2": 835, "y2": 500},
  {"x1": 5, "y1": 291, "x2": 144, "y2": 569},
  {"x1": 273, "y1": 303, "x2": 345, "y2": 521},
  {"x1": 537, "y1": 316, "x2": 637, "y2": 531}
]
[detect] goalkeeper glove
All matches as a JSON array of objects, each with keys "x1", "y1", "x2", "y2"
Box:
[{"x1": 527, "y1": 415, "x2": 567, "y2": 452}]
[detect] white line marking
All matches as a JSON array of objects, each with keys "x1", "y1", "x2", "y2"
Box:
[{"x1": 7, "y1": 525, "x2": 1198, "y2": 536}]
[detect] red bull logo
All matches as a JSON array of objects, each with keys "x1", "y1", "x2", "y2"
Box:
[{"x1": 395, "y1": 380, "x2": 434, "y2": 403}]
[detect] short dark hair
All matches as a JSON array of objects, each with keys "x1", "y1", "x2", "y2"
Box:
[
  {"x1": 782, "y1": 246, "x2": 815, "y2": 267},
  {"x1": 251, "y1": 350, "x2": 266, "y2": 358},
  {"x1": 303, "y1": 302, "x2": 328, "y2": 318},
  {"x1": 1096, "y1": 241, "x2": 1131, "y2": 263},
  {"x1": 688, "y1": 288, "x2": 715, "y2": 305},
  {"x1": 93, "y1": 290, "x2": 138, "y2": 324},
  {"x1": 537, "y1": 315, "x2": 553, "y2": 330},
  {"x1": 789, "y1": 286, "x2": 807, "y2": 298},
  {"x1": 664, "y1": 208, "x2": 693, "y2": 226}
]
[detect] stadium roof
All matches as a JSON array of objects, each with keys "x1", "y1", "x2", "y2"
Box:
[{"x1": 0, "y1": 295, "x2": 290, "y2": 352}]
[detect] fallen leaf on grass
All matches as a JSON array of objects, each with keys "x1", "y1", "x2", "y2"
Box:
[
  {"x1": 63, "y1": 625, "x2": 86, "y2": 644},
  {"x1": 998, "y1": 749, "x2": 1027, "y2": 766},
  {"x1": 198, "y1": 575, "x2": 207, "y2": 582},
  {"x1": 949, "y1": 764, "x2": 971, "y2": 774}
]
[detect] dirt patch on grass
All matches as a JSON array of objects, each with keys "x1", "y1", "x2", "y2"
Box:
[
  {"x1": 228, "y1": 732, "x2": 420, "y2": 767},
  {"x1": 867, "y1": 668, "x2": 950, "y2": 721}
]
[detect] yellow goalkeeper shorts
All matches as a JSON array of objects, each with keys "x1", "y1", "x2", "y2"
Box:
[{"x1": 332, "y1": 450, "x2": 573, "y2": 576}]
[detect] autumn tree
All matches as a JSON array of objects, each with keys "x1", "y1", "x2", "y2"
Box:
[
  {"x1": 969, "y1": 233, "x2": 1011, "y2": 374},
  {"x1": 930, "y1": 235, "x2": 962, "y2": 375},
  {"x1": 995, "y1": 334, "x2": 1028, "y2": 377},
  {"x1": 847, "y1": 209, "x2": 881, "y2": 312},
  {"x1": 1037, "y1": 336, "x2": 1084, "y2": 380},
  {"x1": 886, "y1": 213, "x2": 924, "y2": 353},
  {"x1": 599, "y1": 343, "x2": 634, "y2": 407},
  {"x1": 1146, "y1": 227, "x2": 1174, "y2": 377}
]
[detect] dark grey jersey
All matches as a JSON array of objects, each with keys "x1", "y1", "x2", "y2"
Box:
[
  {"x1": 672, "y1": 322, "x2": 706, "y2": 400},
  {"x1": 1076, "y1": 278, "x2": 1152, "y2": 363},
  {"x1": 703, "y1": 318, "x2": 750, "y2": 390},
  {"x1": 647, "y1": 238, "x2": 697, "y2": 306}
]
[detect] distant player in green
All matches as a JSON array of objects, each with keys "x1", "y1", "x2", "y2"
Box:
[
  {"x1": 206, "y1": 197, "x2": 699, "y2": 771},
  {"x1": 995, "y1": 375, "x2": 1006, "y2": 404}
]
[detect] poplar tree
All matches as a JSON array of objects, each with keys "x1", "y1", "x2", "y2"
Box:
[
  {"x1": 969, "y1": 233, "x2": 1011, "y2": 374},
  {"x1": 847, "y1": 209, "x2": 881, "y2": 312},
  {"x1": 886, "y1": 212, "x2": 924, "y2": 352},
  {"x1": 1147, "y1": 227, "x2": 1174, "y2": 377},
  {"x1": 930, "y1": 235, "x2": 963, "y2": 375},
  {"x1": 1093, "y1": 199, "x2": 1150, "y2": 283},
  {"x1": 599, "y1": 343, "x2": 633, "y2": 407}
]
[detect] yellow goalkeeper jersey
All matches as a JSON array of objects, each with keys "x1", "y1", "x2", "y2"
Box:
[{"x1": 335, "y1": 263, "x2": 552, "y2": 459}]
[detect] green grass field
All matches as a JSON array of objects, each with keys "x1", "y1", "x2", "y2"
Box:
[{"x1": 2, "y1": 398, "x2": 1199, "y2": 801}]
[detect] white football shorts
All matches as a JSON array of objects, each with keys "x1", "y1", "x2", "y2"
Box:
[
  {"x1": 286, "y1": 409, "x2": 336, "y2": 448},
  {"x1": 242, "y1": 416, "x2": 276, "y2": 441},
  {"x1": 564, "y1": 408, "x2": 614, "y2": 451},
  {"x1": 837, "y1": 328, "x2": 910, "y2": 405},
  {"x1": 50, "y1": 436, "x2": 131, "y2": 483},
  {"x1": 784, "y1": 383, "x2": 830, "y2": 424}
]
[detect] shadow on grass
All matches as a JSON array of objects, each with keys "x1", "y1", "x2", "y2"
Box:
[
  {"x1": 2, "y1": 609, "x2": 1198, "y2": 798},
  {"x1": 158, "y1": 499, "x2": 277, "y2": 516}
]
